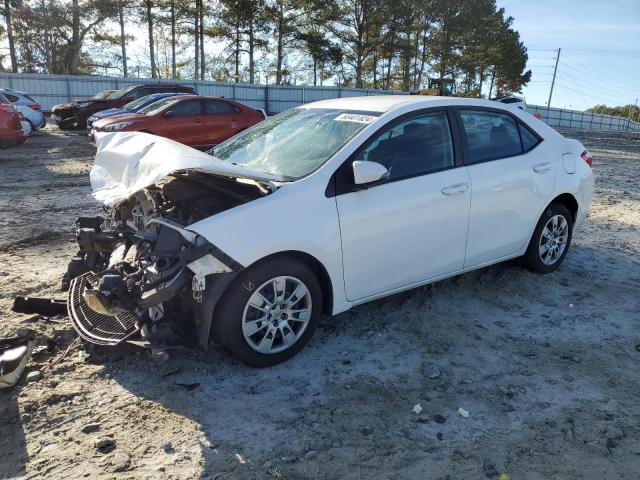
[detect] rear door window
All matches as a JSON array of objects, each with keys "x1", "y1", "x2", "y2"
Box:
[
  {"x1": 166, "y1": 100, "x2": 201, "y2": 116},
  {"x1": 203, "y1": 100, "x2": 239, "y2": 114},
  {"x1": 459, "y1": 110, "x2": 523, "y2": 163}
]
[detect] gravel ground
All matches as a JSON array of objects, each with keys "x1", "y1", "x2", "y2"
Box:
[{"x1": 0, "y1": 126, "x2": 639, "y2": 479}]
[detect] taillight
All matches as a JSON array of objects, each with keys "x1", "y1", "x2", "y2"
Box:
[
  {"x1": 581, "y1": 150, "x2": 592, "y2": 168},
  {"x1": 28, "y1": 103, "x2": 41, "y2": 111}
]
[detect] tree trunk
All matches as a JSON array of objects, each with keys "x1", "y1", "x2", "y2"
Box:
[
  {"x1": 145, "y1": 0, "x2": 156, "y2": 78},
  {"x1": 275, "y1": 2, "x2": 284, "y2": 84},
  {"x1": 194, "y1": 0, "x2": 199, "y2": 79},
  {"x1": 170, "y1": 0, "x2": 176, "y2": 78},
  {"x1": 234, "y1": 21, "x2": 240, "y2": 82},
  {"x1": 488, "y1": 70, "x2": 495, "y2": 98},
  {"x1": 199, "y1": 0, "x2": 204, "y2": 80},
  {"x1": 119, "y1": 0, "x2": 128, "y2": 77},
  {"x1": 3, "y1": 0, "x2": 17, "y2": 72},
  {"x1": 42, "y1": 0, "x2": 52, "y2": 73},
  {"x1": 68, "y1": 0, "x2": 81, "y2": 74},
  {"x1": 313, "y1": 58, "x2": 317, "y2": 86},
  {"x1": 248, "y1": 21, "x2": 255, "y2": 84}
]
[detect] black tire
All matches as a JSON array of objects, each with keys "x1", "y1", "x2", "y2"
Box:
[
  {"x1": 523, "y1": 203, "x2": 573, "y2": 273},
  {"x1": 212, "y1": 255, "x2": 323, "y2": 367}
]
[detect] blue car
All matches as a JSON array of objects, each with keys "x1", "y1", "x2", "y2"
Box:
[{"x1": 86, "y1": 92, "x2": 192, "y2": 129}]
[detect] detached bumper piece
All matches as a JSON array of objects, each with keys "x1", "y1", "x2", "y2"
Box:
[
  {"x1": 0, "y1": 331, "x2": 35, "y2": 389},
  {"x1": 68, "y1": 272, "x2": 140, "y2": 346}
]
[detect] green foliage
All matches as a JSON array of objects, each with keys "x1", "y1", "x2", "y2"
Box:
[
  {"x1": 2, "y1": 0, "x2": 532, "y2": 94},
  {"x1": 587, "y1": 104, "x2": 640, "y2": 122}
]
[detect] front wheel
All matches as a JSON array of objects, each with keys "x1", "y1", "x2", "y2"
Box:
[
  {"x1": 523, "y1": 204, "x2": 573, "y2": 273},
  {"x1": 212, "y1": 256, "x2": 322, "y2": 367}
]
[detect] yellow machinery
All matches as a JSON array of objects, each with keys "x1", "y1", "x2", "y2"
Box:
[{"x1": 410, "y1": 78, "x2": 454, "y2": 96}]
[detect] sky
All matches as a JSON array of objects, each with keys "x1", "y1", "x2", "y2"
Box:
[{"x1": 497, "y1": 0, "x2": 640, "y2": 110}]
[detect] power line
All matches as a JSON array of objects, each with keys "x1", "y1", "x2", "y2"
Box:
[
  {"x1": 555, "y1": 81, "x2": 630, "y2": 106},
  {"x1": 555, "y1": 70, "x2": 638, "y2": 100},
  {"x1": 560, "y1": 55, "x2": 640, "y2": 91}
]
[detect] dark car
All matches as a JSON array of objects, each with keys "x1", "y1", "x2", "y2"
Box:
[
  {"x1": 92, "y1": 95, "x2": 265, "y2": 150},
  {"x1": 51, "y1": 83, "x2": 195, "y2": 130},
  {"x1": 86, "y1": 92, "x2": 191, "y2": 129}
]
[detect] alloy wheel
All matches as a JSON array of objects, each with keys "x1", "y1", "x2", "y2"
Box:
[
  {"x1": 241, "y1": 276, "x2": 313, "y2": 354},
  {"x1": 538, "y1": 214, "x2": 569, "y2": 265}
]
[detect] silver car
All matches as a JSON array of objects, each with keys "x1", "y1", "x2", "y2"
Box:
[{"x1": 0, "y1": 88, "x2": 46, "y2": 130}]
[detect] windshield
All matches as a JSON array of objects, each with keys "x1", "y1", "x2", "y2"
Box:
[
  {"x1": 137, "y1": 97, "x2": 183, "y2": 116},
  {"x1": 208, "y1": 108, "x2": 380, "y2": 179},
  {"x1": 123, "y1": 94, "x2": 160, "y2": 110},
  {"x1": 106, "y1": 85, "x2": 136, "y2": 100}
]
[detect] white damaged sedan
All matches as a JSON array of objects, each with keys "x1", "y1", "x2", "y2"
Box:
[{"x1": 65, "y1": 96, "x2": 594, "y2": 366}]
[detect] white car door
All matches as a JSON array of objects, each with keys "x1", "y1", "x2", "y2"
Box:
[
  {"x1": 456, "y1": 108, "x2": 555, "y2": 267},
  {"x1": 333, "y1": 110, "x2": 471, "y2": 301}
]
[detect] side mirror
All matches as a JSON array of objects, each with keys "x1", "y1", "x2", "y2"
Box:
[{"x1": 352, "y1": 160, "x2": 389, "y2": 185}]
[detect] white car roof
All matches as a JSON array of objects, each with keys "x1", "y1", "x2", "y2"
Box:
[{"x1": 303, "y1": 95, "x2": 512, "y2": 113}]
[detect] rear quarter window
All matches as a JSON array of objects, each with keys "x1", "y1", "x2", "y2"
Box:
[{"x1": 519, "y1": 122, "x2": 541, "y2": 151}]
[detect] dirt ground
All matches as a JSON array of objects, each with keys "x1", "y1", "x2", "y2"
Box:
[{"x1": 0, "y1": 125, "x2": 639, "y2": 480}]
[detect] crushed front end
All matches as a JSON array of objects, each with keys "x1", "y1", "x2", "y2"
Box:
[
  {"x1": 64, "y1": 170, "x2": 268, "y2": 349},
  {"x1": 51, "y1": 103, "x2": 80, "y2": 130}
]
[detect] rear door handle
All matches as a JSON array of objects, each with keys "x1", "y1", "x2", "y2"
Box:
[
  {"x1": 533, "y1": 162, "x2": 552, "y2": 173},
  {"x1": 441, "y1": 183, "x2": 469, "y2": 196}
]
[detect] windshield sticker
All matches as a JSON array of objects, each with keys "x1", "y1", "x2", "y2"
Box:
[{"x1": 335, "y1": 113, "x2": 378, "y2": 124}]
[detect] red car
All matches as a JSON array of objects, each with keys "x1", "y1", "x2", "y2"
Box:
[
  {"x1": 51, "y1": 83, "x2": 194, "y2": 130},
  {"x1": 92, "y1": 95, "x2": 265, "y2": 149},
  {"x1": 0, "y1": 94, "x2": 27, "y2": 149}
]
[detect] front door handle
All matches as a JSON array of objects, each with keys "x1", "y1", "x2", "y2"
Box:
[
  {"x1": 533, "y1": 162, "x2": 552, "y2": 173},
  {"x1": 441, "y1": 183, "x2": 469, "y2": 196}
]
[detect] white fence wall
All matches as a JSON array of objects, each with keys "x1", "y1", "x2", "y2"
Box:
[
  {"x1": 526, "y1": 105, "x2": 640, "y2": 132},
  {"x1": 0, "y1": 72, "x2": 404, "y2": 114},
  {"x1": 1, "y1": 73, "x2": 638, "y2": 131}
]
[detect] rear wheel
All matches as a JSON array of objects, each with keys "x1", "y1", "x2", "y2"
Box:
[
  {"x1": 523, "y1": 204, "x2": 573, "y2": 273},
  {"x1": 212, "y1": 256, "x2": 322, "y2": 367}
]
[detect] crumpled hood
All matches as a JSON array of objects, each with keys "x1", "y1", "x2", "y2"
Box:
[{"x1": 91, "y1": 132, "x2": 284, "y2": 206}]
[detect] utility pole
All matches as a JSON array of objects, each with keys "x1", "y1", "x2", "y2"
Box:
[{"x1": 548, "y1": 47, "x2": 561, "y2": 107}]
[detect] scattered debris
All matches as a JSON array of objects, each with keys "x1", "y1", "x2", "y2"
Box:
[
  {"x1": 26, "y1": 370, "x2": 42, "y2": 383},
  {"x1": 81, "y1": 423, "x2": 101, "y2": 434},
  {"x1": 433, "y1": 414, "x2": 447, "y2": 424},
  {"x1": 424, "y1": 364, "x2": 441, "y2": 379},
  {"x1": 151, "y1": 349, "x2": 169, "y2": 362},
  {"x1": 176, "y1": 382, "x2": 200, "y2": 391},
  {"x1": 436, "y1": 432, "x2": 443, "y2": 441},
  {"x1": 457, "y1": 407, "x2": 470, "y2": 418},
  {"x1": 163, "y1": 442, "x2": 175, "y2": 454},
  {"x1": 412, "y1": 403, "x2": 423, "y2": 414},
  {"x1": 12, "y1": 296, "x2": 67, "y2": 316},
  {"x1": 110, "y1": 452, "x2": 131, "y2": 472},
  {"x1": 95, "y1": 437, "x2": 115, "y2": 450},
  {"x1": 483, "y1": 461, "x2": 499, "y2": 477},
  {"x1": 605, "y1": 425, "x2": 623, "y2": 440},
  {"x1": 0, "y1": 332, "x2": 36, "y2": 389},
  {"x1": 161, "y1": 369, "x2": 181, "y2": 378}
]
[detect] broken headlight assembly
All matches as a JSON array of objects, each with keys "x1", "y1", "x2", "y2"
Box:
[{"x1": 63, "y1": 170, "x2": 266, "y2": 350}]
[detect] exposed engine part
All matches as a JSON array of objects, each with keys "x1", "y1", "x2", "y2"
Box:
[{"x1": 64, "y1": 170, "x2": 259, "y2": 349}]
